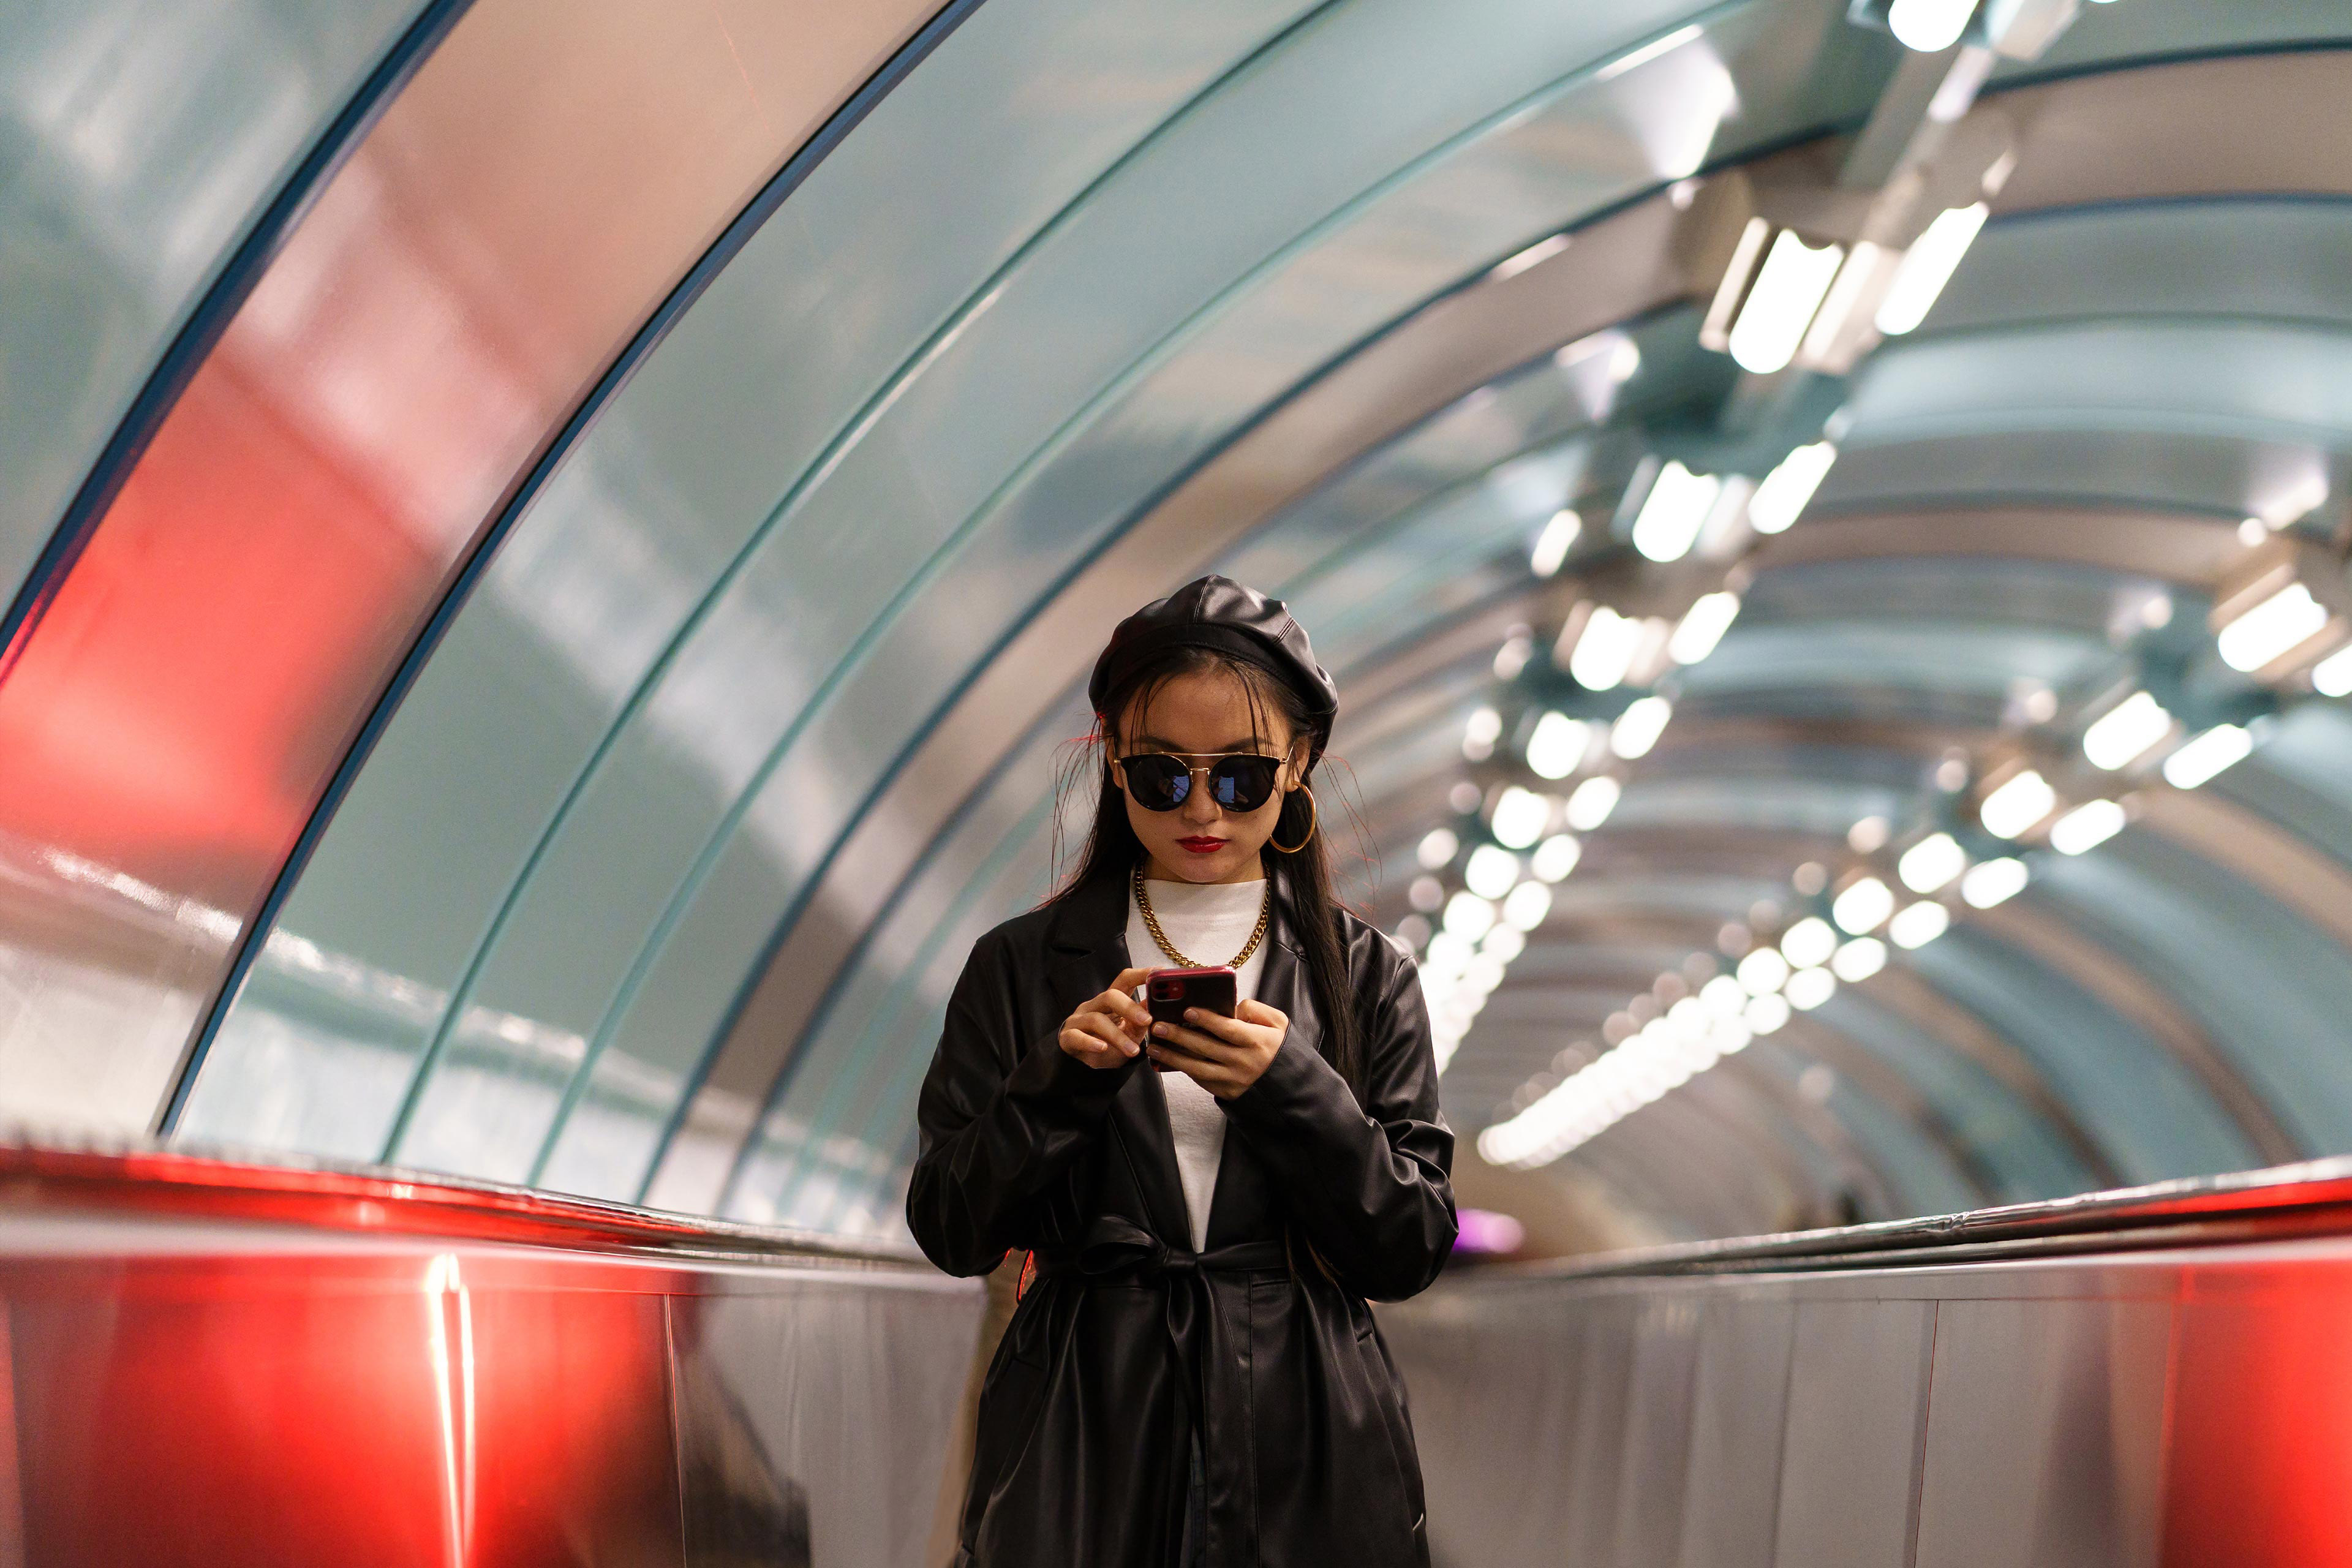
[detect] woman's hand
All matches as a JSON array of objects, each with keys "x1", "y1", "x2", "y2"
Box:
[
  {"x1": 1147, "y1": 1000, "x2": 1287, "y2": 1099},
  {"x1": 1058, "y1": 967, "x2": 1153, "y2": 1069}
]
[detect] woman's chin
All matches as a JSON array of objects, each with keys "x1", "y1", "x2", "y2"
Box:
[{"x1": 1153, "y1": 846, "x2": 1257, "y2": 883}]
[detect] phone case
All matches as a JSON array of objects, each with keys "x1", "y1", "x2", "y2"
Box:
[{"x1": 1144, "y1": 967, "x2": 1237, "y2": 1069}]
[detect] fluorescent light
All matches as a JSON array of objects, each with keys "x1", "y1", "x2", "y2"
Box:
[
  {"x1": 2163, "y1": 725, "x2": 2253, "y2": 788},
  {"x1": 1780, "y1": 916, "x2": 1838, "y2": 970},
  {"x1": 1463, "y1": 705, "x2": 1502, "y2": 760},
  {"x1": 1569, "y1": 606, "x2": 1642, "y2": 690},
  {"x1": 1443, "y1": 892, "x2": 1496, "y2": 941},
  {"x1": 1670, "y1": 592, "x2": 1742, "y2": 664},
  {"x1": 2083, "y1": 690, "x2": 2174, "y2": 771},
  {"x1": 1877, "y1": 203, "x2": 1989, "y2": 334},
  {"x1": 1744, "y1": 993, "x2": 1792, "y2": 1035},
  {"x1": 1611, "y1": 696, "x2": 1674, "y2": 759},
  {"x1": 1747, "y1": 443, "x2": 1837, "y2": 535},
  {"x1": 2050, "y1": 799, "x2": 2126, "y2": 855},
  {"x1": 1566, "y1": 775, "x2": 1621, "y2": 831},
  {"x1": 1738, "y1": 947, "x2": 1791, "y2": 995},
  {"x1": 1490, "y1": 233, "x2": 1570, "y2": 282},
  {"x1": 1785, "y1": 967, "x2": 1838, "y2": 1011},
  {"x1": 1728, "y1": 230, "x2": 1846, "y2": 375},
  {"x1": 1832, "y1": 938, "x2": 1888, "y2": 982},
  {"x1": 1464, "y1": 845, "x2": 1521, "y2": 899},
  {"x1": 1531, "y1": 834, "x2": 1582, "y2": 883},
  {"x1": 1888, "y1": 900, "x2": 1950, "y2": 949},
  {"x1": 1525, "y1": 712, "x2": 1591, "y2": 780},
  {"x1": 2218, "y1": 582, "x2": 2331, "y2": 673},
  {"x1": 1632, "y1": 461, "x2": 1724, "y2": 563},
  {"x1": 1980, "y1": 769, "x2": 2056, "y2": 839},
  {"x1": 1502, "y1": 881, "x2": 1553, "y2": 932},
  {"x1": 1700, "y1": 975, "x2": 1748, "y2": 1016},
  {"x1": 1832, "y1": 876, "x2": 1895, "y2": 935},
  {"x1": 2313, "y1": 644, "x2": 2352, "y2": 697},
  {"x1": 1415, "y1": 828, "x2": 1458, "y2": 870},
  {"x1": 1531, "y1": 508, "x2": 1581, "y2": 578},
  {"x1": 1888, "y1": 0, "x2": 1978, "y2": 55},
  {"x1": 1961, "y1": 857, "x2": 2029, "y2": 908},
  {"x1": 1491, "y1": 786, "x2": 1551, "y2": 849},
  {"x1": 1898, "y1": 832, "x2": 1967, "y2": 894}
]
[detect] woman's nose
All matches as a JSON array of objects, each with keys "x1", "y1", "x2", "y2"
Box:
[{"x1": 1180, "y1": 777, "x2": 1222, "y2": 825}]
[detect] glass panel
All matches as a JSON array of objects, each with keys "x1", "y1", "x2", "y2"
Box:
[
  {"x1": 2, "y1": 0, "x2": 938, "y2": 1135},
  {"x1": 0, "y1": 0, "x2": 429, "y2": 609}
]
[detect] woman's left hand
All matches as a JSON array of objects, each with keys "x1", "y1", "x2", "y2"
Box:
[{"x1": 1147, "y1": 1000, "x2": 1287, "y2": 1099}]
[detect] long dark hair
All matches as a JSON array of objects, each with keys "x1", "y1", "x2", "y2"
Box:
[{"x1": 1049, "y1": 643, "x2": 1364, "y2": 1096}]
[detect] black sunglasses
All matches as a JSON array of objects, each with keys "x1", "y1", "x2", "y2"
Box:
[{"x1": 1117, "y1": 752, "x2": 1283, "y2": 813}]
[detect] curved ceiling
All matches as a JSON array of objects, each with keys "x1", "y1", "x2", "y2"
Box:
[{"x1": 4, "y1": 0, "x2": 2352, "y2": 1254}]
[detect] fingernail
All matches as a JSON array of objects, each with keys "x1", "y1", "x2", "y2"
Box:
[{"x1": 1152, "y1": 1023, "x2": 1169, "y2": 1038}]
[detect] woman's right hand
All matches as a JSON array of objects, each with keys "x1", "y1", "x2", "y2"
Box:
[{"x1": 1059, "y1": 967, "x2": 1153, "y2": 1069}]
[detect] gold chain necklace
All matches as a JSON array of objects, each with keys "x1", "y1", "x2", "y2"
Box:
[{"x1": 1133, "y1": 861, "x2": 1272, "y2": 970}]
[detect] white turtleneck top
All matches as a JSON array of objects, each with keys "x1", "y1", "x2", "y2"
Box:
[{"x1": 1125, "y1": 875, "x2": 1270, "y2": 1253}]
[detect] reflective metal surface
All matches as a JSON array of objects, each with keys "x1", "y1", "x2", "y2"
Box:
[
  {"x1": 0, "y1": 0, "x2": 941, "y2": 1137},
  {"x1": 1384, "y1": 1159, "x2": 2352, "y2": 1567},
  {"x1": 0, "y1": 1145, "x2": 979, "y2": 1567}
]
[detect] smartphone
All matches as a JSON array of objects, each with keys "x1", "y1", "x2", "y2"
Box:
[{"x1": 1145, "y1": 967, "x2": 1237, "y2": 1070}]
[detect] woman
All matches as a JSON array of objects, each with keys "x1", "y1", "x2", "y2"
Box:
[{"x1": 907, "y1": 575, "x2": 1457, "y2": 1567}]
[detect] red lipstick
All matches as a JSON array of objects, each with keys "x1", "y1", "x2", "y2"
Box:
[{"x1": 1175, "y1": 837, "x2": 1227, "y2": 855}]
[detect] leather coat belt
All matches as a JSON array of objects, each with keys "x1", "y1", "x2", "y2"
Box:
[{"x1": 1035, "y1": 1219, "x2": 1289, "y2": 1461}]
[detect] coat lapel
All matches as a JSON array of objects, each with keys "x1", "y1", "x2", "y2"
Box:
[{"x1": 1044, "y1": 872, "x2": 1193, "y2": 1249}]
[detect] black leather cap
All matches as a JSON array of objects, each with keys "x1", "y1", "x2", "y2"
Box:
[{"x1": 1088, "y1": 575, "x2": 1339, "y2": 745}]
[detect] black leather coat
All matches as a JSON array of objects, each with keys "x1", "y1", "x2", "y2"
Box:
[{"x1": 907, "y1": 867, "x2": 1457, "y2": 1567}]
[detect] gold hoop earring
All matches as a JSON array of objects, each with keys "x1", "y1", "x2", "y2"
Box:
[{"x1": 1271, "y1": 783, "x2": 1319, "y2": 854}]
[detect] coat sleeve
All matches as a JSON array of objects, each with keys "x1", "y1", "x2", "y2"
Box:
[
  {"x1": 904, "y1": 933, "x2": 1136, "y2": 1276},
  {"x1": 1218, "y1": 941, "x2": 1457, "y2": 1300}
]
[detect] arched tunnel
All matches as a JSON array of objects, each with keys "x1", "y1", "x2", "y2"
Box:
[{"x1": 6, "y1": 0, "x2": 2352, "y2": 1561}]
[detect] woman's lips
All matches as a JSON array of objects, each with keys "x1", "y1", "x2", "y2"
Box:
[{"x1": 1176, "y1": 837, "x2": 1228, "y2": 855}]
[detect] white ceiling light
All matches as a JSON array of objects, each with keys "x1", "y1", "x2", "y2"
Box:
[
  {"x1": 1415, "y1": 827, "x2": 1458, "y2": 870},
  {"x1": 1632, "y1": 461, "x2": 1725, "y2": 563},
  {"x1": 2217, "y1": 582, "x2": 2331, "y2": 673},
  {"x1": 1526, "y1": 712, "x2": 1592, "y2": 780},
  {"x1": 1876, "y1": 203, "x2": 1989, "y2": 334},
  {"x1": 1747, "y1": 443, "x2": 1837, "y2": 535},
  {"x1": 2049, "y1": 799, "x2": 2127, "y2": 856},
  {"x1": 1888, "y1": 900, "x2": 1951, "y2": 949},
  {"x1": 1464, "y1": 845, "x2": 1521, "y2": 900},
  {"x1": 1780, "y1": 916, "x2": 1838, "y2": 970},
  {"x1": 1832, "y1": 938, "x2": 1888, "y2": 983},
  {"x1": 2163, "y1": 724, "x2": 2253, "y2": 789},
  {"x1": 1530, "y1": 508, "x2": 1582, "y2": 578},
  {"x1": 1502, "y1": 881, "x2": 1553, "y2": 932},
  {"x1": 1980, "y1": 769, "x2": 2057, "y2": 839},
  {"x1": 1531, "y1": 834, "x2": 1583, "y2": 883},
  {"x1": 1463, "y1": 705, "x2": 1502, "y2": 760},
  {"x1": 2312, "y1": 644, "x2": 2352, "y2": 698},
  {"x1": 1960, "y1": 856, "x2": 2029, "y2": 908},
  {"x1": 1491, "y1": 786, "x2": 1552, "y2": 849},
  {"x1": 1887, "y1": 0, "x2": 1978, "y2": 54},
  {"x1": 1480, "y1": 923, "x2": 1526, "y2": 963},
  {"x1": 1566, "y1": 775, "x2": 1622, "y2": 831},
  {"x1": 2082, "y1": 690, "x2": 2174, "y2": 771},
  {"x1": 1610, "y1": 696, "x2": 1674, "y2": 760},
  {"x1": 1785, "y1": 967, "x2": 1838, "y2": 1011},
  {"x1": 1443, "y1": 892, "x2": 1496, "y2": 941},
  {"x1": 1744, "y1": 993, "x2": 1792, "y2": 1035},
  {"x1": 1832, "y1": 876, "x2": 1895, "y2": 935},
  {"x1": 1898, "y1": 832, "x2": 1967, "y2": 894},
  {"x1": 1669, "y1": 592, "x2": 1743, "y2": 665},
  {"x1": 1568, "y1": 606, "x2": 1642, "y2": 691},
  {"x1": 1727, "y1": 230, "x2": 1848, "y2": 375},
  {"x1": 1700, "y1": 974, "x2": 1749, "y2": 1016},
  {"x1": 1738, "y1": 947, "x2": 1791, "y2": 995}
]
